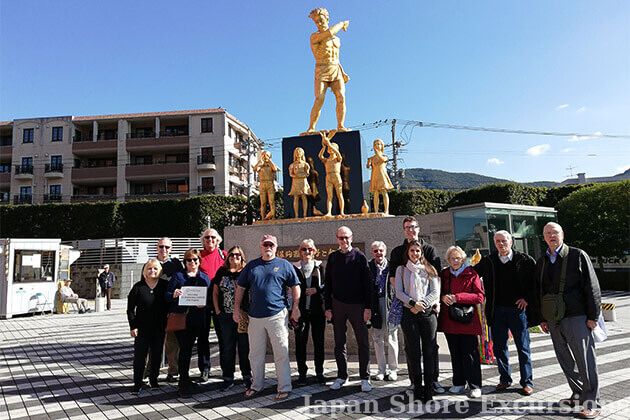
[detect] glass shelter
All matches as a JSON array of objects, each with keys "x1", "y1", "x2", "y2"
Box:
[{"x1": 450, "y1": 202, "x2": 557, "y2": 260}]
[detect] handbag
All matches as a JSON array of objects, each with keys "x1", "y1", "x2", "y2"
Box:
[
  {"x1": 447, "y1": 272, "x2": 474, "y2": 324},
  {"x1": 165, "y1": 311, "x2": 187, "y2": 332}
]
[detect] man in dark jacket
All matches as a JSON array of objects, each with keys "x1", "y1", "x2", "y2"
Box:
[
  {"x1": 98, "y1": 264, "x2": 116, "y2": 310},
  {"x1": 537, "y1": 222, "x2": 601, "y2": 419},
  {"x1": 474, "y1": 230, "x2": 538, "y2": 396},
  {"x1": 389, "y1": 216, "x2": 443, "y2": 393}
]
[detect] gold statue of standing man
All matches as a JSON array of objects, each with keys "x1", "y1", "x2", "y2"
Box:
[
  {"x1": 318, "y1": 131, "x2": 345, "y2": 216},
  {"x1": 367, "y1": 138, "x2": 394, "y2": 214},
  {"x1": 288, "y1": 147, "x2": 311, "y2": 218},
  {"x1": 253, "y1": 151, "x2": 279, "y2": 220},
  {"x1": 303, "y1": 8, "x2": 350, "y2": 135}
]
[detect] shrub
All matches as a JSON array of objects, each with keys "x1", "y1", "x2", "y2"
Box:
[{"x1": 389, "y1": 189, "x2": 456, "y2": 215}]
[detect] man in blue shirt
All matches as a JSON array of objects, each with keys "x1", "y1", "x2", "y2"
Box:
[{"x1": 234, "y1": 234, "x2": 301, "y2": 401}]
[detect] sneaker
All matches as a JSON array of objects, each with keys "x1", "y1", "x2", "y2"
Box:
[
  {"x1": 433, "y1": 381, "x2": 446, "y2": 394},
  {"x1": 221, "y1": 381, "x2": 235, "y2": 392},
  {"x1": 386, "y1": 371, "x2": 398, "y2": 381},
  {"x1": 197, "y1": 371, "x2": 210, "y2": 383},
  {"x1": 78, "y1": 309, "x2": 85, "y2": 314},
  {"x1": 165, "y1": 374, "x2": 178, "y2": 383},
  {"x1": 374, "y1": 373, "x2": 385, "y2": 381},
  {"x1": 449, "y1": 385, "x2": 466, "y2": 394},
  {"x1": 361, "y1": 379, "x2": 373, "y2": 392},
  {"x1": 330, "y1": 378, "x2": 348, "y2": 390},
  {"x1": 469, "y1": 388, "x2": 482, "y2": 399}
]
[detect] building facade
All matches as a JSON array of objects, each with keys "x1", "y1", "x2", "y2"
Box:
[{"x1": 0, "y1": 108, "x2": 262, "y2": 204}]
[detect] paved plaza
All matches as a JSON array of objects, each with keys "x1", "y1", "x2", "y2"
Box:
[{"x1": 1, "y1": 291, "x2": 630, "y2": 420}]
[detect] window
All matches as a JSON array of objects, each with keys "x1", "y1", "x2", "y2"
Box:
[
  {"x1": 14, "y1": 250, "x2": 56, "y2": 283},
  {"x1": 23, "y1": 128, "x2": 34, "y2": 143},
  {"x1": 0, "y1": 163, "x2": 10, "y2": 173},
  {"x1": 49, "y1": 185, "x2": 61, "y2": 197},
  {"x1": 52, "y1": 126, "x2": 63, "y2": 142},
  {"x1": 201, "y1": 118, "x2": 213, "y2": 133},
  {"x1": 20, "y1": 186, "x2": 32, "y2": 196},
  {"x1": 22, "y1": 156, "x2": 33, "y2": 167},
  {"x1": 51, "y1": 155, "x2": 62, "y2": 167}
]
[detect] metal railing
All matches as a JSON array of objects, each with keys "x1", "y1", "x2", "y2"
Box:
[
  {"x1": 43, "y1": 194, "x2": 63, "y2": 203},
  {"x1": 13, "y1": 194, "x2": 32, "y2": 204},
  {"x1": 159, "y1": 130, "x2": 189, "y2": 137},
  {"x1": 14, "y1": 165, "x2": 34, "y2": 175},
  {"x1": 197, "y1": 155, "x2": 215, "y2": 165},
  {"x1": 197, "y1": 186, "x2": 216, "y2": 194},
  {"x1": 126, "y1": 131, "x2": 156, "y2": 139},
  {"x1": 45, "y1": 163, "x2": 64, "y2": 173}
]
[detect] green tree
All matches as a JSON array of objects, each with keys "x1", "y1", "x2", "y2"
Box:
[{"x1": 556, "y1": 181, "x2": 630, "y2": 268}]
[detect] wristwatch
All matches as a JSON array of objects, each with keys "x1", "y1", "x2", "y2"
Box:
[{"x1": 408, "y1": 299, "x2": 416, "y2": 307}]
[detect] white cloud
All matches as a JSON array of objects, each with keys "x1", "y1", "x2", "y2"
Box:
[
  {"x1": 487, "y1": 158, "x2": 504, "y2": 166},
  {"x1": 561, "y1": 147, "x2": 575, "y2": 153},
  {"x1": 526, "y1": 144, "x2": 551, "y2": 156},
  {"x1": 616, "y1": 164, "x2": 630, "y2": 173},
  {"x1": 568, "y1": 131, "x2": 603, "y2": 142},
  {"x1": 556, "y1": 104, "x2": 569, "y2": 110},
  {"x1": 576, "y1": 106, "x2": 587, "y2": 114}
]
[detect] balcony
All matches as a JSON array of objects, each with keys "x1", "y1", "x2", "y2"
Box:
[
  {"x1": 71, "y1": 165, "x2": 117, "y2": 184},
  {"x1": 125, "y1": 161, "x2": 189, "y2": 181},
  {"x1": 72, "y1": 138, "x2": 118, "y2": 157},
  {"x1": 197, "y1": 185, "x2": 216, "y2": 195},
  {"x1": 44, "y1": 163, "x2": 64, "y2": 178},
  {"x1": 0, "y1": 172, "x2": 9, "y2": 186},
  {"x1": 43, "y1": 194, "x2": 63, "y2": 203},
  {"x1": 13, "y1": 194, "x2": 32, "y2": 205},
  {"x1": 197, "y1": 155, "x2": 216, "y2": 171},
  {"x1": 14, "y1": 165, "x2": 34, "y2": 180},
  {"x1": 0, "y1": 137, "x2": 11, "y2": 158},
  {"x1": 125, "y1": 191, "x2": 189, "y2": 201},
  {"x1": 126, "y1": 132, "x2": 189, "y2": 152},
  {"x1": 71, "y1": 194, "x2": 116, "y2": 203}
]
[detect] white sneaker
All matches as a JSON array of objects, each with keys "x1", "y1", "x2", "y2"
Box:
[
  {"x1": 469, "y1": 388, "x2": 482, "y2": 399},
  {"x1": 449, "y1": 385, "x2": 466, "y2": 394},
  {"x1": 330, "y1": 378, "x2": 347, "y2": 390},
  {"x1": 387, "y1": 371, "x2": 398, "y2": 381},
  {"x1": 361, "y1": 379, "x2": 373, "y2": 392},
  {"x1": 374, "y1": 373, "x2": 385, "y2": 381},
  {"x1": 433, "y1": 381, "x2": 446, "y2": 394}
]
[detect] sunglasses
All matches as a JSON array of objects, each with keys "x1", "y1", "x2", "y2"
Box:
[
  {"x1": 203, "y1": 235, "x2": 217, "y2": 240},
  {"x1": 337, "y1": 236, "x2": 351, "y2": 240},
  {"x1": 158, "y1": 245, "x2": 171, "y2": 249},
  {"x1": 185, "y1": 258, "x2": 199, "y2": 263},
  {"x1": 229, "y1": 253, "x2": 242, "y2": 258},
  {"x1": 262, "y1": 242, "x2": 276, "y2": 248},
  {"x1": 300, "y1": 248, "x2": 314, "y2": 252}
]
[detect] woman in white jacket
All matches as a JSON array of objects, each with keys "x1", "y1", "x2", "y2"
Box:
[{"x1": 395, "y1": 239, "x2": 440, "y2": 403}]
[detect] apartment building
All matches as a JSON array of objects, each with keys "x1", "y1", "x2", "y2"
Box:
[{"x1": 0, "y1": 108, "x2": 262, "y2": 205}]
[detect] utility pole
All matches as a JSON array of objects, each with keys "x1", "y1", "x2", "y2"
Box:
[
  {"x1": 391, "y1": 119, "x2": 398, "y2": 190},
  {"x1": 245, "y1": 131, "x2": 254, "y2": 224}
]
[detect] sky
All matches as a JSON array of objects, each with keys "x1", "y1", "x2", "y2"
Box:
[{"x1": 1, "y1": 0, "x2": 629, "y2": 183}]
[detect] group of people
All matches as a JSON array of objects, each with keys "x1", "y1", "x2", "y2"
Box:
[{"x1": 125, "y1": 218, "x2": 603, "y2": 419}]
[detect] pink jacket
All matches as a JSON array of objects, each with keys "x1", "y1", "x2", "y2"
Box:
[{"x1": 438, "y1": 266, "x2": 484, "y2": 335}]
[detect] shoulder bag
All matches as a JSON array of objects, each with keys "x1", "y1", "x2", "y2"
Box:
[
  {"x1": 166, "y1": 311, "x2": 187, "y2": 332},
  {"x1": 447, "y1": 272, "x2": 474, "y2": 324}
]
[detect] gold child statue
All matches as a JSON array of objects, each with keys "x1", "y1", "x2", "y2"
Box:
[
  {"x1": 288, "y1": 147, "x2": 311, "y2": 218},
  {"x1": 303, "y1": 8, "x2": 350, "y2": 135},
  {"x1": 253, "y1": 150, "x2": 279, "y2": 220},
  {"x1": 318, "y1": 131, "x2": 345, "y2": 216},
  {"x1": 366, "y1": 138, "x2": 394, "y2": 214}
]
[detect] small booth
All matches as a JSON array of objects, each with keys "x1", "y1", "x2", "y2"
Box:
[
  {"x1": 0, "y1": 238, "x2": 80, "y2": 319},
  {"x1": 450, "y1": 202, "x2": 557, "y2": 260}
]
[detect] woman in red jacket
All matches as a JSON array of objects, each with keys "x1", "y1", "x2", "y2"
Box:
[{"x1": 439, "y1": 245, "x2": 485, "y2": 399}]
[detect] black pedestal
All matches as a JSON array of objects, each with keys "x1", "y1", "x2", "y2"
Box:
[{"x1": 282, "y1": 130, "x2": 364, "y2": 218}]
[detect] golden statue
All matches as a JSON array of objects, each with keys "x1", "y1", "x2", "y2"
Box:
[
  {"x1": 306, "y1": 156, "x2": 324, "y2": 216},
  {"x1": 367, "y1": 138, "x2": 394, "y2": 214},
  {"x1": 288, "y1": 147, "x2": 311, "y2": 218},
  {"x1": 253, "y1": 151, "x2": 279, "y2": 220},
  {"x1": 303, "y1": 8, "x2": 350, "y2": 135},
  {"x1": 318, "y1": 131, "x2": 345, "y2": 216}
]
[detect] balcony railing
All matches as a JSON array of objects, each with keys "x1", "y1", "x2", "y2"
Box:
[
  {"x1": 127, "y1": 158, "x2": 188, "y2": 166},
  {"x1": 73, "y1": 132, "x2": 118, "y2": 142},
  {"x1": 13, "y1": 194, "x2": 32, "y2": 204},
  {"x1": 74, "y1": 161, "x2": 117, "y2": 169},
  {"x1": 45, "y1": 163, "x2": 64, "y2": 173},
  {"x1": 71, "y1": 194, "x2": 116, "y2": 203},
  {"x1": 125, "y1": 191, "x2": 189, "y2": 200},
  {"x1": 0, "y1": 137, "x2": 12, "y2": 146},
  {"x1": 43, "y1": 194, "x2": 63, "y2": 203},
  {"x1": 127, "y1": 131, "x2": 156, "y2": 139},
  {"x1": 197, "y1": 155, "x2": 215, "y2": 165},
  {"x1": 197, "y1": 186, "x2": 216, "y2": 194},
  {"x1": 15, "y1": 165, "x2": 34, "y2": 175},
  {"x1": 160, "y1": 130, "x2": 189, "y2": 137}
]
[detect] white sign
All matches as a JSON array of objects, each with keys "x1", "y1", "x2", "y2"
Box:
[{"x1": 179, "y1": 286, "x2": 208, "y2": 306}]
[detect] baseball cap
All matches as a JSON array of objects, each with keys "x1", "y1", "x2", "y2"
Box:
[{"x1": 260, "y1": 234, "x2": 278, "y2": 246}]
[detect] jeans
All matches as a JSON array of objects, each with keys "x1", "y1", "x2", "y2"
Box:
[
  {"x1": 217, "y1": 312, "x2": 251, "y2": 381},
  {"x1": 332, "y1": 298, "x2": 371, "y2": 380},
  {"x1": 133, "y1": 330, "x2": 165, "y2": 387},
  {"x1": 295, "y1": 310, "x2": 325, "y2": 377},
  {"x1": 401, "y1": 309, "x2": 437, "y2": 391},
  {"x1": 175, "y1": 325, "x2": 204, "y2": 388},
  {"x1": 491, "y1": 305, "x2": 533, "y2": 387},
  {"x1": 445, "y1": 333, "x2": 481, "y2": 389}
]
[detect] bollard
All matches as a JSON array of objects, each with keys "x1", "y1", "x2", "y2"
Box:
[{"x1": 601, "y1": 303, "x2": 616, "y2": 322}]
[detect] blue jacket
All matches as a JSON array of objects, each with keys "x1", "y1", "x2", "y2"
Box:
[{"x1": 166, "y1": 270, "x2": 211, "y2": 329}]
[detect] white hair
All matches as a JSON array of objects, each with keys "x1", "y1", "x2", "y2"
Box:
[
  {"x1": 445, "y1": 245, "x2": 466, "y2": 261},
  {"x1": 300, "y1": 238, "x2": 316, "y2": 250},
  {"x1": 494, "y1": 230, "x2": 512, "y2": 241},
  {"x1": 371, "y1": 241, "x2": 386, "y2": 251},
  {"x1": 200, "y1": 228, "x2": 223, "y2": 244},
  {"x1": 544, "y1": 222, "x2": 563, "y2": 232}
]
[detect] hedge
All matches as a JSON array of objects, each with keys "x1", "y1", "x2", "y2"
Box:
[
  {"x1": 389, "y1": 189, "x2": 456, "y2": 215},
  {"x1": 446, "y1": 183, "x2": 548, "y2": 209},
  {"x1": 0, "y1": 195, "x2": 247, "y2": 240}
]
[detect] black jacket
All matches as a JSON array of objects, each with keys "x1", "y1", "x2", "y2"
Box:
[
  {"x1": 474, "y1": 250, "x2": 540, "y2": 327},
  {"x1": 369, "y1": 259, "x2": 392, "y2": 328},
  {"x1": 293, "y1": 260, "x2": 325, "y2": 314},
  {"x1": 127, "y1": 278, "x2": 169, "y2": 333},
  {"x1": 535, "y1": 244, "x2": 601, "y2": 322},
  {"x1": 389, "y1": 238, "x2": 442, "y2": 281}
]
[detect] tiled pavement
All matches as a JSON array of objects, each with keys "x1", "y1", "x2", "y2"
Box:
[{"x1": 1, "y1": 291, "x2": 630, "y2": 419}]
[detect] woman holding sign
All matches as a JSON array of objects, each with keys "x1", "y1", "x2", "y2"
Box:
[{"x1": 166, "y1": 248, "x2": 211, "y2": 398}]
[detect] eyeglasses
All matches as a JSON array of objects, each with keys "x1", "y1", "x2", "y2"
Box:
[
  {"x1": 404, "y1": 224, "x2": 419, "y2": 230},
  {"x1": 229, "y1": 253, "x2": 242, "y2": 258},
  {"x1": 262, "y1": 242, "x2": 276, "y2": 248},
  {"x1": 185, "y1": 258, "x2": 199, "y2": 263},
  {"x1": 300, "y1": 248, "x2": 314, "y2": 252},
  {"x1": 203, "y1": 235, "x2": 217, "y2": 240},
  {"x1": 158, "y1": 245, "x2": 171, "y2": 249},
  {"x1": 337, "y1": 236, "x2": 351, "y2": 240},
  {"x1": 449, "y1": 256, "x2": 463, "y2": 261}
]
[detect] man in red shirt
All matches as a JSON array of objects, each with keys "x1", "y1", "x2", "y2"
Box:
[{"x1": 197, "y1": 228, "x2": 226, "y2": 382}]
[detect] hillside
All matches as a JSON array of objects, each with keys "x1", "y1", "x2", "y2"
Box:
[{"x1": 397, "y1": 168, "x2": 513, "y2": 191}]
